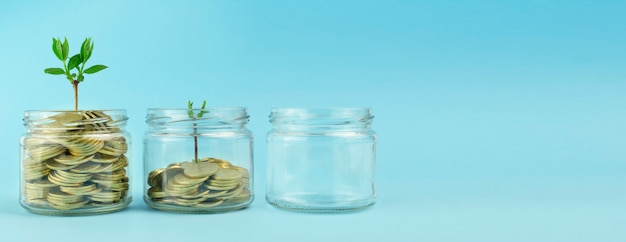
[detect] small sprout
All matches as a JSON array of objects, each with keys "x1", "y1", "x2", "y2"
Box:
[
  {"x1": 44, "y1": 37, "x2": 108, "y2": 111},
  {"x1": 188, "y1": 100, "x2": 208, "y2": 119},
  {"x1": 188, "y1": 100, "x2": 209, "y2": 163}
]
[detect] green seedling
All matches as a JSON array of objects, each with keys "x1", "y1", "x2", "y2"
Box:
[
  {"x1": 44, "y1": 37, "x2": 107, "y2": 111},
  {"x1": 188, "y1": 100, "x2": 208, "y2": 163}
]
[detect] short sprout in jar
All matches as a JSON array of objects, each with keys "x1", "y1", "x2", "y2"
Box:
[{"x1": 144, "y1": 101, "x2": 253, "y2": 212}]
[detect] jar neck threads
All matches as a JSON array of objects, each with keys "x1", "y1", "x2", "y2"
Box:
[
  {"x1": 23, "y1": 110, "x2": 128, "y2": 133},
  {"x1": 146, "y1": 107, "x2": 249, "y2": 132},
  {"x1": 269, "y1": 108, "x2": 373, "y2": 132}
]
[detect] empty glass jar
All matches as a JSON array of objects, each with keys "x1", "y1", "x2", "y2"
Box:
[
  {"x1": 143, "y1": 107, "x2": 253, "y2": 213},
  {"x1": 20, "y1": 110, "x2": 132, "y2": 216},
  {"x1": 266, "y1": 108, "x2": 377, "y2": 212}
]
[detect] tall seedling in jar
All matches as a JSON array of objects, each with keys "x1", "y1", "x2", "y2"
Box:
[
  {"x1": 20, "y1": 37, "x2": 131, "y2": 215},
  {"x1": 44, "y1": 37, "x2": 108, "y2": 110}
]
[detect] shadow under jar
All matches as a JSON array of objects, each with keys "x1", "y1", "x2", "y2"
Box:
[
  {"x1": 143, "y1": 108, "x2": 253, "y2": 213},
  {"x1": 20, "y1": 110, "x2": 132, "y2": 216},
  {"x1": 266, "y1": 108, "x2": 377, "y2": 213}
]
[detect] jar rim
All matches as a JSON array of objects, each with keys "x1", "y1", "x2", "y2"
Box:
[
  {"x1": 270, "y1": 107, "x2": 371, "y2": 112},
  {"x1": 23, "y1": 109, "x2": 128, "y2": 130},
  {"x1": 270, "y1": 107, "x2": 373, "y2": 119},
  {"x1": 269, "y1": 107, "x2": 373, "y2": 129},
  {"x1": 147, "y1": 107, "x2": 247, "y2": 112},
  {"x1": 145, "y1": 107, "x2": 249, "y2": 127},
  {"x1": 24, "y1": 109, "x2": 127, "y2": 114}
]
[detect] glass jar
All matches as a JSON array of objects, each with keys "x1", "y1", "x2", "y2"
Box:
[
  {"x1": 144, "y1": 107, "x2": 253, "y2": 213},
  {"x1": 266, "y1": 108, "x2": 377, "y2": 212},
  {"x1": 20, "y1": 110, "x2": 132, "y2": 216}
]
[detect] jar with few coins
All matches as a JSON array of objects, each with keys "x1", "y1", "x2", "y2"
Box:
[
  {"x1": 266, "y1": 108, "x2": 377, "y2": 212},
  {"x1": 20, "y1": 110, "x2": 132, "y2": 216},
  {"x1": 143, "y1": 107, "x2": 253, "y2": 213}
]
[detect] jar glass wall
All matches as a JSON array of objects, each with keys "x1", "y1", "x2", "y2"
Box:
[
  {"x1": 266, "y1": 108, "x2": 377, "y2": 212},
  {"x1": 20, "y1": 110, "x2": 132, "y2": 216},
  {"x1": 143, "y1": 108, "x2": 253, "y2": 213}
]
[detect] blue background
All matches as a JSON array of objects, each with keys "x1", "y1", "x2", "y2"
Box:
[{"x1": 1, "y1": 0, "x2": 625, "y2": 241}]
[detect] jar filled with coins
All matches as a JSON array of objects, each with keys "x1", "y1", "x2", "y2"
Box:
[
  {"x1": 20, "y1": 110, "x2": 132, "y2": 215},
  {"x1": 144, "y1": 107, "x2": 253, "y2": 213},
  {"x1": 266, "y1": 108, "x2": 377, "y2": 212}
]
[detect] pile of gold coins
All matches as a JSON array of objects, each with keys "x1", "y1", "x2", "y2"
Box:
[
  {"x1": 147, "y1": 157, "x2": 251, "y2": 209},
  {"x1": 21, "y1": 111, "x2": 130, "y2": 211}
]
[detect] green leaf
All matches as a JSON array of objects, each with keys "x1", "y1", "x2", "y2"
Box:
[
  {"x1": 78, "y1": 74, "x2": 84, "y2": 82},
  {"x1": 89, "y1": 41, "x2": 94, "y2": 61},
  {"x1": 81, "y1": 38, "x2": 92, "y2": 63},
  {"x1": 188, "y1": 100, "x2": 194, "y2": 118},
  {"x1": 62, "y1": 37, "x2": 69, "y2": 60},
  {"x1": 44, "y1": 68, "x2": 65, "y2": 75},
  {"x1": 52, "y1": 38, "x2": 63, "y2": 61},
  {"x1": 84, "y1": 64, "x2": 107, "y2": 74},
  {"x1": 68, "y1": 54, "x2": 82, "y2": 70},
  {"x1": 198, "y1": 100, "x2": 208, "y2": 118}
]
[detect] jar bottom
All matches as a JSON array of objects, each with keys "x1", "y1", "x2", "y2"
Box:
[
  {"x1": 20, "y1": 197, "x2": 132, "y2": 216},
  {"x1": 144, "y1": 196, "x2": 253, "y2": 214},
  {"x1": 266, "y1": 193, "x2": 376, "y2": 213}
]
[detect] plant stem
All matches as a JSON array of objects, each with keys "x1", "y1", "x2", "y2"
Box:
[
  {"x1": 72, "y1": 80, "x2": 79, "y2": 111},
  {"x1": 194, "y1": 131, "x2": 199, "y2": 163}
]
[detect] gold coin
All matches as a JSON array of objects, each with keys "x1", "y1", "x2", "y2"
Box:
[
  {"x1": 22, "y1": 163, "x2": 50, "y2": 181},
  {"x1": 209, "y1": 179, "x2": 241, "y2": 187},
  {"x1": 47, "y1": 189, "x2": 84, "y2": 204},
  {"x1": 212, "y1": 168, "x2": 242, "y2": 181},
  {"x1": 23, "y1": 137, "x2": 55, "y2": 147},
  {"x1": 93, "y1": 169, "x2": 127, "y2": 180},
  {"x1": 41, "y1": 112, "x2": 83, "y2": 130},
  {"x1": 49, "y1": 200, "x2": 89, "y2": 210},
  {"x1": 25, "y1": 187, "x2": 52, "y2": 199},
  {"x1": 223, "y1": 191, "x2": 252, "y2": 204},
  {"x1": 54, "y1": 169, "x2": 93, "y2": 182},
  {"x1": 219, "y1": 184, "x2": 244, "y2": 200},
  {"x1": 24, "y1": 179, "x2": 57, "y2": 189},
  {"x1": 46, "y1": 160, "x2": 79, "y2": 171},
  {"x1": 91, "y1": 153, "x2": 119, "y2": 163},
  {"x1": 181, "y1": 161, "x2": 219, "y2": 178},
  {"x1": 106, "y1": 182, "x2": 129, "y2": 192},
  {"x1": 201, "y1": 157, "x2": 232, "y2": 168},
  {"x1": 105, "y1": 138, "x2": 127, "y2": 151},
  {"x1": 91, "y1": 178, "x2": 124, "y2": 187},
  {"x1": 66, "y1": 137, "x2": 104, "y2": 157},
  {"x1": 52, "y1": 112, "x2": 83, "y2": 123},
  {"x1": 192, "y1": 199, "x2": 224, "y2": 208},
  {"x1": 48, "y1": 174, "x2": 80, "y2": 187},
  {"x1": 173, "y1": 173, "x2": 208, "y2": 185},
  {"x1": 89, "y1": 191, "x2": 122, "y2": 203},
  {"x1": 60, "y1": 184, "x2": 101, "y2": 195},
  {"x1": 69, "y1": 162, "x2": 102, "y2": 173},
  {"x1": 148, "y1": 168, "x2": 164, "y2": 187},
  {"x1": 81, "y1": 111, "x2": 113, "y2": 131},
  {"x1": 99, "y1": 140, "x2": 127, "y2": 156},
  {"x1": 25, "y1": 198, "x2": 50, "y2": 207},
  {"x1": 181, "y1": 189, "x2": 227, "y2": 199},
  {"x1": 205, "y1": 184, "x2": 239, "y2": 191},
  {"x1": 27, "y1": 145, "x2": 66, "y2": 162},
  {"x1": 167, "y1": 162, "x2": 183, "y2": 168},
  {"x1": 163, "y1": 165, "x2": 183, "y2": 180},
  {"x1": 54, "y1": 154, "x2": 93, "y2": 166},
  {"x1": 232, "y1": 166, "x2": 250, "y2": 178},
  {"x1": 48, "y1": 170, "x2": 92, "y2": 186},
  {"x1": 165, "y1": 178, "x2": 200, "y2": 190},
  {"x1": 147, "y1": 186, "x2": 166, "y2": 199},
  {"x1": 109, "y1": 156, "x2": 129, "y2": 171},
  {"x1": 164, "y1": 185, "x2": 200, "y2": 196}
]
